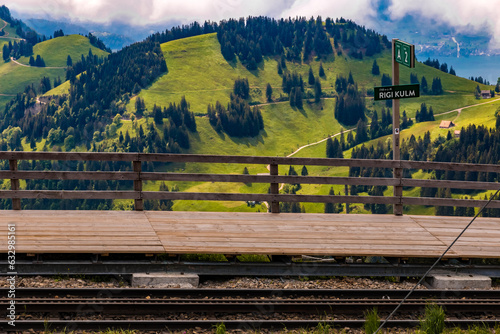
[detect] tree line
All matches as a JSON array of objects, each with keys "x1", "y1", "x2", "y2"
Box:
[
  {"x1": 423, "y1": 58, "x2": 456, "y2": 76},
  {"x1": 334, "y1": 72, "x2": 366, "y2": 126},
  {"x1": 217, "y1": 16, "x2": 389, "y2": 70},
  {"x1": 207, "y1": 93, "x2": 264, "y2": 137}
]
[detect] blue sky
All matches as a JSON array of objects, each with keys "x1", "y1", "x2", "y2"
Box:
[{"x1": 4, "y1": 0, "x2": 500, "y2": 50}]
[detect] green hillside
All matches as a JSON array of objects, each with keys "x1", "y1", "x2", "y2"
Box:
[
  {"x1": 0, "y1": 60, "x2": 65, "y2": 92},
  {"x1": 130, "y1": 33, "x2": 490, "y2": 116},
  {"x1": 122, "y1": 32, "x2": 496, "y2": 213},
  {"x1": 0, "y1": 19, "x2": 21, "y2": 62},
  {"x1": 17, "y1": 34, "x2": 109, "y2": 67},
  {"x1": 0, "y1": 34, "x2": 109, "y2": 111}
]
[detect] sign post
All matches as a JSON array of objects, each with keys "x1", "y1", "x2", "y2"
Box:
[
  {"x1": 391, "y1": 38, "x2": 415, "y2": 216},
  {"x1": 374, "y1": 84, "x2": 419, "y2": 101}
]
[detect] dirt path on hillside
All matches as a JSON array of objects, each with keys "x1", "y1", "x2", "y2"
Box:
[
  {"x1": 0, "y1": 19, "x2": 7, "y2": 36},
  {"x1": 10, "y1": 57, "x2": 66, "y2": 69},
  {"x1": 0, "y1": 19, "x2": 25, "y2": 41},
  {"x1": 440, "y1": 97, "x2": 500, "y2": 117}
]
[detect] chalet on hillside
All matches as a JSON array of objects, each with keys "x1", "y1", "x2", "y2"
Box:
[
  {"x1": 439, "y1": 120, "x2": 454, "y2": 128},
  {"x1": 454, "y1": 130, "x2": 461, "y2": 138},
  {"x1": 481, "y1": 90, "x2": 491, "y2": 99}
]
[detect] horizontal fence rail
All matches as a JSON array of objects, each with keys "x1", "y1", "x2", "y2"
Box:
[{"x1": 1, "y1": 151, "x2": 499, "y2": 214}]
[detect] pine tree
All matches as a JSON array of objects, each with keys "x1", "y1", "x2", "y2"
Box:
[
  {"x1": 319, "y1": 62, "x2": 325, "y2": 77},
  {"x1": 381, "y1": 73, "x2": 391, "y2": 86},
  {"x1": 314, "y1": 80, "x2": 322, "y2": 103},
  {"x1": 153, "y1": 104, "x2": 163, "y2": 124},
  {"x1": 324, "y1": 187, "x2": 342, "y2": 213},
  {"x1": 294, "y1": 87, "x2": 303, "y2": 109},
  {"x1": 348, "y1": 71, "x2": 354, "y2": 85},
  {"x1": 289, "y1": 87, "x2": 296, "y2": 108},
  {"x1": 333, "y1": 138, "x2": 343, "y2": 158},
  {"x1": 371, "y1": 59, "x2": 380, "y2": 75},
  {"x1": 326, "y1": 137, "x2": 334, "y2": 158},
  {"x1": 35, "y1": 55, "x2": 45, "y2": 67},
  {"x1": 421, "y1": 76, "x2": 428, "y2": 94},
  {"x1": 449, "y1": 66, "x2": 456, "y2": 75},
  {"x1": 2, "y1": 44, "x2": 9, "y2": 61},
  {"x1": 135, "y1": 97, "x2": 145, "y2": 116},
  {"x1": 431, "y1": 77, "x2": 443, "y2": 95},
  {"x1": 67, "y1": 55, "x2": 72, "y2": 66},
  {"x1": 410, "y1": 73, "x2": 419, "y2": 84},
  {"x1": 370, "y1": 110, "x2": 379, "y2": 139},
  {"x1": 324, "y1": 187, "x2": 335, "y2": 213},
  {"x1": 266, "y1": 83, "x2": 273, "y2": 102},
  {"x1": 308, "y1": 67, "x2": 315, "y2": 85},
  {"x1": 355, "y1": 119, "x2": 368, "y2": 144},
  {"x1": 301, "y1": 165, "x2": 308, "y2": 176}
]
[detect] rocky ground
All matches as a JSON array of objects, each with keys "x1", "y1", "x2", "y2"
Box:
[{"x1": 2, "y1": 274, "x2": 499, "y2": 289}]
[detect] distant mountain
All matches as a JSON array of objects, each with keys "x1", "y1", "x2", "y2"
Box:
[
  {"x1": 372, "y1": 12, "x2": 494, "y2": 57},
  {"x1": 23, "y1": 18, "x2": 135, "y2": 51}
]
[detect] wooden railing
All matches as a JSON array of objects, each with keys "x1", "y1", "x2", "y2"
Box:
[{"x1": 0, "y1": 151, "x2": 499, "y2": 215}]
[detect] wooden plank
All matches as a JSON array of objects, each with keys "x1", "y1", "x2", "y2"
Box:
[
  {"x1": 0, "y1": 190, "x2": 140, "y2": 200},
  {"x1": 402, "y1": 178, "x2": 500, "y2": 190},
  {"x1": 0, "y1": 171, "x2": 138, "y2": 181},
  {"x1": 2, "y1": 151, "x2": 498, "y2": 172},
  {"x1": 404, "y1": 197, "x2": 500, "y2": 208},
  {"x1": 1, "y1": 210, "x2": 498, "y2": 258},
  {"x1": 141, "y1": 173, "x2": 400, "y2": 187},
  {"x1": 0, "y1": 151, "x2": 139, "y2": 162}
]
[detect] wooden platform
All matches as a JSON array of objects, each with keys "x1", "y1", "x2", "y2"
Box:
[{"x1": 1, "y1": 211, "x2": 500, "y2": 258}]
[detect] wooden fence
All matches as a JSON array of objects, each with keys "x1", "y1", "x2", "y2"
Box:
[{"x1": 0, "y1": 151, "x2": 499, "y2": 215}]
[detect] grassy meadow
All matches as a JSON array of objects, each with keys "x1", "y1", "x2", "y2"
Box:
[{"x1": 17, "y1": 34, "x2": 109, "y2": 67}]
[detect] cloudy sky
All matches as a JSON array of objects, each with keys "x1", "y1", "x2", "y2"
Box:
[{"x1": 4, "y1": 0, "x2": 500, "y2": 49}]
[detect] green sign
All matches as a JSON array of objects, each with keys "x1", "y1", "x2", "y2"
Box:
[
  {"x1": 374, "y1": 84, "x2": 420, "y2": 101},
  {"x1": 394, "y1": 40, "x2": 415, "y2": 68}
]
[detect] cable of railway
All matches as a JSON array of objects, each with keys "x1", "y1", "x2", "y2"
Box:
[{"x1": 2, "y1": 288, "x2": 500, "y2": 332}]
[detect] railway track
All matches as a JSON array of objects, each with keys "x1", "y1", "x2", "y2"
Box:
[{"x1": 2, "y1": 288, "x2": 500, "y2": 332}]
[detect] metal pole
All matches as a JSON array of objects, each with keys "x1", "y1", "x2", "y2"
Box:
[{"x1": 392, "y1": 39, "x2": 403, "y2": 216}]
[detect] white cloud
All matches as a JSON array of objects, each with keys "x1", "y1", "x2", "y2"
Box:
[
  {"x1": 387, "y1": 0, "x2": 500, "y2": 50},
  {"x1": 279, "y1": 0, "x2": 375, "y2": 22},
  {"x1": 4, "y1": 0, "x2": 297, "y2": 25},
  {"x1": 4, "y1": 0, "x2": 500, "y2": 51}
]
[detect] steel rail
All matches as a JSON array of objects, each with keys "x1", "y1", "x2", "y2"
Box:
[
  {"x1": 4, "y1": 288, "x2": 500, "y2": 300},
  {"x1": 8, "y1": 298, "x2": 500, "y2": 314}
]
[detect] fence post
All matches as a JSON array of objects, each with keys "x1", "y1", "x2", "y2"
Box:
[
  {"x1": 133, "y1": 160, "x2": 143, "y2": 211},
  {"x1": 9, "y1": 159, "x2": 21, "y2": 210},
  {"x1": 345, "y1": 184, "x2": 349, "y2": 214},
  {"x1": 394, "y1": 162, "x2": 403, "y2": 216},
  {"x1": 270, "y1": 163, "x2": 279, "y2": 213}
]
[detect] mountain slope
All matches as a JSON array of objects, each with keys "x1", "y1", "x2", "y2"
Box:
[
  {"x1": 17, "y1": 34, "x2": 109, "y2": 67},
  {"x1": 121, "y1": 30, "x2": 495, "y2": 213}
]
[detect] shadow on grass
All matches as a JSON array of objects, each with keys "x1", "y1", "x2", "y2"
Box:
[{"x1": 226, "y1": 129, "x2": 267, "y2": 147}]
